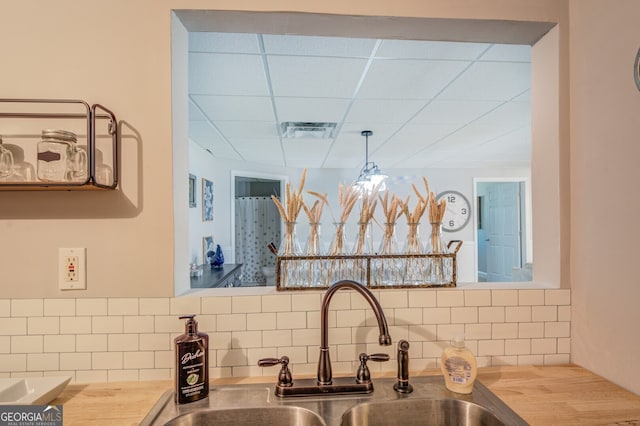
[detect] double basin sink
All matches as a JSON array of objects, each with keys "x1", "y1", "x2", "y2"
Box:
[{"x1": 141, "y1": 375, "x2": 528, "y2": 425}]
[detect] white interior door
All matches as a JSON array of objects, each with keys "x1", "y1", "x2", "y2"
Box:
[{"x1": 483, "y1": 182, "x2": 522, "y2": 282}]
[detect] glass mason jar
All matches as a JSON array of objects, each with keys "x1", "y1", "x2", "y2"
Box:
[
  {"x1": 403, "y1": 222, "x2": 424, "y2": 285},
  {"x1": 328, "y1": 222, "x2": 348, "y2": 284},
  {"x1": 278, "y1": 221, "x2": 301, "y2": 287},
  {"x1": 375, "y1": 222, "x2": 401, "y2": 285},
  {"x1": 0, "y1": 136, "x2": 14, "y2": 179},
  {"x1": 304, "y1": 222, "x2": 324, "y2": 287},
  {"x1": 37, "y1": 129, "x2": 87, "y2": 182},
  {"x1": 353, "y1": 221, "x2": 373, "y2": 255}
]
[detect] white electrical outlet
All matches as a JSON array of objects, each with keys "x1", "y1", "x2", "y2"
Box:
[{"x1": 59, "y1": 248, "x2": 86, "y2": 290}]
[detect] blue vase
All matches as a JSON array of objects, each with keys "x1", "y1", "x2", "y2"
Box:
[{"x1": 211, "y1": 245, "x2": 224, "y2": 269}]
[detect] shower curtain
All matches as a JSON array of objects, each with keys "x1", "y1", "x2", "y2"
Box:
[{"x1": 235, "y1": 197, "x2": 281, "y2": 284}]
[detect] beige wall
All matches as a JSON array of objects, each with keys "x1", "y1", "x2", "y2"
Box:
[
  {"x1": 569, "y1": 0, "x2": 640, "y2": 395},
  {"x1": 13, "y1": 0, "x2": 640, "y2": 394}
]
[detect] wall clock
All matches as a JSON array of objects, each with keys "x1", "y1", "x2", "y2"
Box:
[{"x1": 437, "y1": 190, "x2": 471, "y2": 232}]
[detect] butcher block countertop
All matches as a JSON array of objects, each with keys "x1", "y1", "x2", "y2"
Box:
[{"x1": 51, "y1": 365, "x2": 640, "y2": 425}]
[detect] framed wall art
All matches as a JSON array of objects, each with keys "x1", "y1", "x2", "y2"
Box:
[
  {"x1": 202, "y1": 178, "x2": 214, "y2": 221},
  {"x1": 189, "y1": 174, "x2": 196, "y2": 208}
]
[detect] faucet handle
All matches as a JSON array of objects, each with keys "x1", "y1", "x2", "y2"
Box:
[
  {"x1": 258, "y1": 356, "x2": 293, "y2": 387},
  {"x1": 356, "y1": 352, "x2": 390, "y2": 384}
]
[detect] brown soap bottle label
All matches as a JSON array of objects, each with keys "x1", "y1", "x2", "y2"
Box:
[{"x1": 176, "y1": 340, "x2": 208, "y2": 404}]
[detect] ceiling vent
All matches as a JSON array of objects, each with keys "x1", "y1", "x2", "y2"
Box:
[{"x1": 281, "y1": 122, "x2": 337, "y2": 139}]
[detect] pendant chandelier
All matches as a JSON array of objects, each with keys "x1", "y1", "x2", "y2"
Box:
[{"x1": 353, "y1": 130, "x2": 388, "y2": 194}]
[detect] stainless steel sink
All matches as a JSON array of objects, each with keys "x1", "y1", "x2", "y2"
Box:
[
  {"x1": 165, "y1": 406, "x2": 326, "y2": 426},
  {"x1": 341, "y1": 398, "x2": 506, "y2": 426},
  {"x1": 141, "y1": 376, "x2": 528, "y2": 426}
]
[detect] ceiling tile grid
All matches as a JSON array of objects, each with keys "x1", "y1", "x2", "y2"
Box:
[{"x1": 187, "y1": 32, "x2": 532, "y2": 170}]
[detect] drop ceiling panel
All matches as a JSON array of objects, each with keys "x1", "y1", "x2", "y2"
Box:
[
  {"x1": 192, "y1": 95, "x2": 275, "y2": 121},
  {"x1": 345, "y1": 99, "x2": 427, "y2": 124},
  {"x1": 438, "y1": 61, "x2": 531, "y2": 101},
  {"x1": 357, "y1": 60, "x2": 471, "y2": 99},
  {"x1": 376, "y1": 40, "x2": 491, "y2": 60},
  {"x1": 262, "y1": 34, "x2": 376, "y2": 57},
  {"x1": 189, "y1": 53, "x2": 269, "y2": 96},
  {"x1": 473, "y1": 101, "x2": 530, "y2": 128},
  {"x1": 216, "y1": 121, "x2": 279, "y2": 139},
  {"x1": 189, "y1": 32, "x2": 260, "y2": 53},
  {"x1": 189, "y1": 120, "x2": 221, "y2": 137},
  {"x1": 381, "y1": 123, "x2": 462, "y2": 153},
  {"x1": 411, "y1": 100, "x2": 502, "y2": 125},
  {"x1": 480, "y1": 44, "x2": 531, "y2": 62},
  {"x1": 267, "y1": 56, "x2": 367, "y2": 98},
  {"x1": 275, "y1": 97, "x2": 350, "y2": 123},
  {"x1": 283, "y1": 139, "x2": 332, "y2": 168},
  {"x1": 188, "y1": 102, "x2": 207, "y2": 121}
]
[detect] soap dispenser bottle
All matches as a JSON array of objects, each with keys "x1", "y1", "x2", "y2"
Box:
[
  {"x1": 175, "y1": 314, "x2": 209, "y2": 404},
  {"x1": 440, "y1": 335, "x2": 477, "y2": 394}
]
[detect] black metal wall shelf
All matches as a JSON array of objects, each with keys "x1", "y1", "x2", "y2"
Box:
[{"x1": 0, "y1": 98, "x2": 119, "y2": 191}]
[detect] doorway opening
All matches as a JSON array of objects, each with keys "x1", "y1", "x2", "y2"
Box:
[
  {"x1": 475, "y1": 178, "x2": 532, "y2": 282},
  {"x1": 232, "y1": 171, "x2": 285, "y2": 287}
]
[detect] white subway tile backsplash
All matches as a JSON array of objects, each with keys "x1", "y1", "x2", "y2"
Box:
[
  {"x1": 123, "y1": 351, "x2": 154, "y2": 369},
  {"x1": 262, "y1": 330, "x2": 292, "y2": 348},
  {"x1": 465, "y1": 323, "x2": 492, "y2": 340},
  {"x1": 28, "y1": 317, "x2": 59, "y2": 335},
  {"x1": 60, "y1": 353, "x2": 91, "y2": 371},
  {"x1": 170, "y1": 297, "x2": 201, "y2": 316},
  {"x1": 492, "y1": 323, "x2": 518, "y2": 339},
  {"x1": 380, "y1": 291, "x2": 408, "y2": 308},
  {"x1": 518, "y1": 290, "x2": 544, "y2": 306},
  {"x1": 0, "y1": 336, "x2": 9, "y2": 353},
  {"x1": 261, "y1": 294, "x2": 291, "y2": 313},
  {"x1": 531, "y1": 338, "x2": 556, "y2": 354},
  {"x1": 92, "y1": 352, "x2": 123, "y2": 369},
  {"x1": 423, "y1": 307, "x2": 450, "y2": 324},
  {"x1": 0, "y1": 300, "x2": 10, "y2": 317},
  {"x1": 436, "y1": 290, "x2": 464, "y2": 307},
  {"x1": 545, "y1": 322, "x2": 570, "y2": 338},
  {"x1": 44, "y1": 299, "x2": 75, "y2": 316},
  {"x1": 76, "y1": 299, "x2": 107, "y2": 316},
  {"x1": 558, "y1": 305, "x2": 571, "y2": 322},
  {"x1": 464, "y1": 290, "x2": 491, "y2": 307},
  {"x1": 276, "y1": 312, "x2": 306, "y2": 329},
  {"x1": 0, "y1": 318, "x2": 27, "y2": 335},
  {"x1": 11, "y1": 299, "x2": 43, "y2": 317},
  {"x1": 231, "y1": 331, "x2": 262, "y2": 348},
  {"x1": 478, "y1": 307, "x2": 505, "y2": 323},
  {"x1": 451, "y1": 307, "x2": 478, "y2": 324},
  {"x1": 336, "y1": 310, "x2": 365, "y2": 328},
  {"x1": 492, "y1": 290, "x2": 518, "y2": 306},
  {"x1": 27, "y1": 353, "x2": 59, "y2": 371},
  {"x1": 231, "y1": 296, "x2": 262, "y2": 313},
  {"x1": 519, "y1": 322, "x2": 544, "y2": 339},
  {"x1": 246, "y1": 313, "x2": 277, "y2": 331},
  {"x1": 545, "y1": 289, "x2": 570, "y2": 306},
  {"x1": 92, "y1": 316, "x2": 123, "y2": 334},
  {"x1": 506, "y1": 306, "x2": 531, "y2": 323},
  {"x1": 44, "y1": 335, "x2": 75, "y2": 353},
  {"x1": 217, "y1": 349, "x2": 248, "y2": 367},
  {"x1": 108, "y1": 369, "x2": 139, "y2": 382},
  {"x1": 60, "y1": 316, "x2": 91, "y2": 334},
  {"x1": 108, "y1": 298, "x2": 139, "y2": 316},
  {"x1": 532, "y1": 306, "x2": 557, "y2": 322},
  {"x1": 408, "y1": 290, "x2": 437, "y2": 307},
  {"x1": 139, "y1": 298, "x2": 170, "y2": 315},
  {"x1": 75, "y1": 370, "x2": 108, "y2": 383},
  {"x1": 478, "y1": 340, "x2": 505, "y2": 356},
  {"x1": 123, "y1": 316, "x2": 154, "y2": 333},
  {"x1": 1, "y1": 289, "x2": 571, "y2": 383},
  {"x1": 291, "y1": 293, "x2": 321, "y2": 311},
  {"x1": 76, "y1": 334, "x2": 107, "y2": 352},
  {"x1": 108, "y1": 334, "x2": 139, "y2": 352},
  {"x1": 139, "y1": 334, "x2": 171, "y2": 351}
]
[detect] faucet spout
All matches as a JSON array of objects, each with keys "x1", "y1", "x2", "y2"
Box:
[{"x1": 318, "y1": 280, "x2": 392, "y2": 385}]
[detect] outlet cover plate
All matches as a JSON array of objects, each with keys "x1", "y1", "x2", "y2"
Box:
[{"x1": 59, "y1": 248, "x2": 86, "y2": 290}]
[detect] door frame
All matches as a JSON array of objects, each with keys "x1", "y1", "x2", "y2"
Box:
[
  {"x1": 230, "y1": 170, "x2": 288, "y2": 264},
  {"x1": 473, "y1": 177, "x2": 532, "y2": 282}
]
